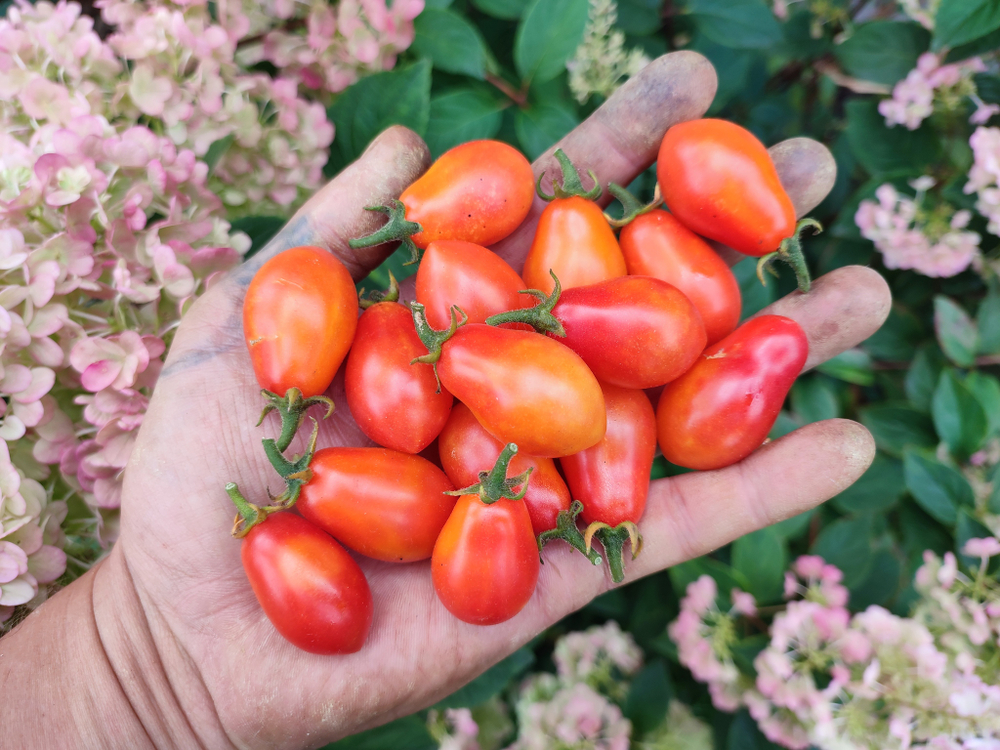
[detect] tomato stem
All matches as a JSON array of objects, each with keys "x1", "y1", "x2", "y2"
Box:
[
  {"x1": 261, "y1": 417, "x2": 320, "y2": 508},
  {"x1": 584, "y1": 520, "x2": 643, "y2": 583},
  {"x1": 603, "y1": 182, "x2": 661, "y2": 229},
  {"x1": 226, "y1": 482, "x2": 270, "y2": 538},
  {"x1": 348, "y1": 199, "x2": 423, "y2": 265},
  {"x1": 446, "y1": 443, "x2": 534, "y2": 506},
  {"x1": 537, "y1": 500, "x2": 603, "y2": 565},
  {"x1": 757, "y1": 217, "x2": 822, "y2": 294},
  {"x1": 258, "y1": 387, "x2": 334, "y2": 454},
  {"x1": 484, "y1": 270, "x2": 566, "y2": 336},
  {"x1": 409, "y1": 301, "x2": 467, "y2": 392},
  {"x1": 358, "y1": 269, "x2": 400, "y2": 309},
  {"x1": 537, "y1": 149, "x2": 602, "y2": 202}
]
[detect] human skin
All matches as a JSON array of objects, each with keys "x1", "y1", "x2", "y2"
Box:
[{"x1": 0, "y1": 51, "x2": 890, "y2": 750}]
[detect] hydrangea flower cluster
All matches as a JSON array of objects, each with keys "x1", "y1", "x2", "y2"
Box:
[
  {"x1": 567, "y1": 0, "x2": 649, "y2": 104},
  {"x1": 965, "y1": 126, "x2": 1000, "y2": 240},
  {"x1": 879, "y1": 53, "x2": 995, "y2": 131},
  {"x1": 855, "y1": 178, "x2": 981, "y2": 278},
  {"x1": 670, "y1": 545, "x2": 1000, "y2": 750},
  {"x1": 898, "y1": 0, "x2": 940, "y2": 31}
]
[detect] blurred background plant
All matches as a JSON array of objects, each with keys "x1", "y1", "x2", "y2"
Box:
[{"x1": 4, "y1": 0, "x2": 1000, "y2": 746}]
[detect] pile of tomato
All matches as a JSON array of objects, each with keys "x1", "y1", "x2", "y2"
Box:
[{"x1": 229, "y1": 119, "x2": 817, "y2": 655}]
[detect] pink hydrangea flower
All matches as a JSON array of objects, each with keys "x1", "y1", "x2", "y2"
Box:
[{"x1": 879, "y1": 53, "x2": 985, "y2": 130}]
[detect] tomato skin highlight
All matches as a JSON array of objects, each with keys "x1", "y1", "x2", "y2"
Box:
[
  {"x1": 415, "y1": 240, "x2": 533, "y2": 330},
  {"x1": 241, "y1": 512, "x2": 373, "y2": 654},
  {"x1": 656, "y1": 315, "x2": 809, "y2": 471},
  {"x1": 437, "y1": 324, "x2": 607, "y2": 458},
  {"x1": 402, "y1": 141, "x2": 534, "y2": 249},
  {"x1": 297, "y1": 447, "x2": 456, "y2": 563},
  {"x1": 522, "y1": 196, "x2": 627, "y2": 294},
  {"x1": 243, "y1": 246, "x2": 358, "y2": 398},
  {"x1": 432, "y1": 493, "x2": 540, "y2": 625},
  {"x1": 619, "y1": 209, "x2": 741, "y2": 346},
  {"x1": 552, "y1": 276, "x2": 707, "y2": 389},
  {"x1": 345, "y1": 301, "x2": 453, "y2": 453},
  {"x1": 561, "y1": 384, "x2": 656, "y2": 528},
  {"x1": 438, "y1": 402, "x2": 571, "y2": 535},
  {"x1": 657, "y1": 119, "x2": 796, "y2": 257}
]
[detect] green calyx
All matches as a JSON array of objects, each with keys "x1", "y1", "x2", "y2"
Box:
[
  {"x1": 409, "y1": 301, "x2": 467, "y2": 392},
  {"x1": 537, "y1": 500, "x2": 603, "y2": 566},
  {"x1": 484, "y1": 270, "x2": 566, "y2": 337},
  {"x1": 756, "y1": 217, "x2": 823, "y2": 294},
  {"x1": 584, "y1": 520, "x2": 643, "y2": 584},
  {"x1": 446, "y1": 443, "x2": 533, "y2": 505},
  {"x1": 359, "y1": 269, "x2": 400, "y2": 309},
  {"x1": 348, "y1": 199, "x2": 423, "y2": 265},
  {"x1": 537, "y1": 148, "x2": 602, "y2": 202},
  {"x1": 257, "y1": 387, "x2": 334, "y2": 454},
  {"x1": 604, "y1": 182, "x2": 661, "y2": 229}
]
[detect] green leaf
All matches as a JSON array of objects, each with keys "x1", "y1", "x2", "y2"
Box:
[
  {"x1": 326, "y1": 715, "x2": 435, "y2": 750},
  {"x1": 617, "y1": 0, "x2": 663, "y2": 35},
  {"x1": 835, "y1": 21, "x2": 930, "y2": 86},
  {"x1": 230, "y1": 215, "x2": 285, "y2": 258},
  {"x1": 732, "y1": 527, "x2": 787, "y2": 603},
  {"x1": 668, "y1": 557, "x2": 750, "y2": 599},
  {"x1": 906, "y1": 345, "x2": 945, "y2": 413},
  {"x1": 845, "y1": 98, "x2": 940, "y2": 176},
  {"x1": 768, "y1": 411, "x2": 799, "y2": 440},
  {"x1": 817, "y1": 349, "x2": 875, "y2": 386},
  {"x1": 956, "y1": 508, "x2": 996, "y2": 569},
  {"x1": 514, "y1": 100, "x2": 580, "y2": 160},
  {"x1": 624, "y1": 660, "x2": 672, "y2": 738},
  {"x1": 772, "y1": 509, "x2": 813, "y2": 540},
  {"x1": 977, "y1": 290, "x2": 1000, "y2": 353},
  {"x1": 791, "y1": 375, "x2": 840, "y2": 424},
  {"x1": 426, "y1": 88, "x2": 506, "y2": 157},
  {"x1": 203, "y1": 133, "x2": 235, "y2": 172},
  {"x1": 423, "y1": 0, "x2": 453, "y2": 6},
  {"x1": 965, "y1": 371, "x2": 1000, "y2": 437},
  {"x1": 689, "y1": 34, "x2": 758, "y2": 114},
  {"x1": 833, "y1": 453, "x2": 905, "y2": 515},
  {"x1": 933, "y1": 0, "x2": 1000, "y2": 51},
  {"x1": 514, "y1": 0, "x2": 590, "y2": 84},
  {"x1": 932, "y1": 369, "x2": 988, "y2": 460},
  {"x1": 935, "y1": 295, "x2": 979, "y2": 367},
  {"x1": 686, "y1": 0, "x2": 783, "y2": 50},
  {"x1": 859, "y1": 404, "x2": 937, "y2": 457},
  {"x1": 904, "y1": 450, "x2": 975, "y2": 525},
  {"x1": 864, "y1": 304, "x2": 925, "y2": 362},
  {"x1": 326, "y1": 60, "x2": 432, "y2": 174},
  {"x1": 734, "y1": 256, "x2": 779, "y2": 319},
  {"x1": 435, "y1": 648, "x2": 534, "y2": 709},
  {"x1": 849, "y1": 549, "x2": 902, "y2": 609},
  {"x1": 412, "y1": 9, "x2": 491, "y2": 79},
  {"x1": 727, "y1": 710, "x2": 771, "y2": 750},
  {"x1": 812, "y1": 516, "x2": 875, "y2": 588},
  {"x1": 472, "y1": 0, "x2": 531, "y2": 19}
]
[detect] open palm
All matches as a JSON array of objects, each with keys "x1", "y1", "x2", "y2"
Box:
[{"x1": 93, "y1": 51, "x2": 891, "y2": 749}]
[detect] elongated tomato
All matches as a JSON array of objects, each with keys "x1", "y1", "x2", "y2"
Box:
[
  {"x1": 404, "y1": 141, "x2": 534, "y2": 249},
  {"x1": 552, "y1": 276, "x2": 706, "y2": 389},
  {"x1": 657, "y1": 315, "x2": 808, "y2": 471},
  {"x1": 439, "y1": 402, "x2": 571, "y2": 534},
  {"x1": 297, "y1": 447, "x2": 456, "y2": 563},
  {"x1": 345, "y1": 300, "x2": 453, "y2": 453},
  {"x1": 561, "y1": 384, "x2": 656, "y2": 528},
  {"x1": 243, "y1": 246, "x2": 358, "y2": 397},
  {"x1": 438, "y1": 325, "x2": 606, "y2": 458},
  {"x1": 242, "y1": 512, "x2": 372, "y2": 654},
  {"x1": 619, "y1": 209, "x2": 741, "y2": 345},
  {"x1": 415, "y1": 240, "x2": 533, "y2": 329}
]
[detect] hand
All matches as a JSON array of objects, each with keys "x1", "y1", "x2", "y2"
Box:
[{"x1": 19, "y1": 51, "x2": 891, "y2": 749}]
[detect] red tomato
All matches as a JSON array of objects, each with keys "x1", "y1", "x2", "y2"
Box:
[
  {"x1": 403, "y1": 141, "x2": 535, "y2": 249},
  {"x1": 522, "y1": 196, "x2": 627, "y2": 294},
  {"x1": 241, "y1": 512, "x2": 372, "y2": 654},
  {"x1": 619, "y1": 209, "x2": 741, "y2": 345},
  {"x1": 551, "y1": 276, "x2": 707, "y2": 389},
  {"x1": 437, "y1": 324, "x2": 606, "y2": 458},
  {"x1": 297, "y1": 447, "x2": 456, "y2": 563},
  {"x1": 345, "y1": 300, "x2": 453, "y2": 453},
  {"x1": 438, "y1": 402, "x2": 571, "y2": 535},
  {"x1": 560, "y1": 384, "x2": 656, "y2": 528},
  {"x1": 657, "y1": 315, "x2": 809, "y2": 471},
  {"x1": 243, "y1": 246, "x2": 358, "y2": 397},
  {"x1": 658, "y1": 119, "x2": 796, "y2": 257},
  {"x1": 415, "y1": 240, "x2": 533, "y2": 329},
  {"x1": 432, "y1": 492, "x2": 539, "y2": 625}
]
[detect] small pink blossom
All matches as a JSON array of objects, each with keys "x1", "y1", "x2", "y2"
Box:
[{"x1": 963, "y1": 537, "x2": 1000, "y2": 561}]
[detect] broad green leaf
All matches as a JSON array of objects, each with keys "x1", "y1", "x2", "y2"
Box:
[
  {"x1": 328, "y1": 715, "x2": 435, "y2": 750},
  {"x1": 935, "y1": 295, "x2": 978, "y2": 367},
  {"x1": 845, "y1": 98, "x2": 940, "y2": 176},
  {"x1": 932, "y1": 370, "x2": 988, "y2": 460},
  {"x1": 514, "y1": 100, "x2": 580, "y2": 160},
  {"x1": 768, "y1": 411, "x2": 799, "y2": 440},
  {"x1": 689, "y1": 34, "x2": 758, "y2": 113},
  {"x1": 203, "y1": 134, "x2": 235, "y2": 172},
  {"x1": 965, "y1": 371, "x2": 1000, "y2": 436},
  {"x1": 426, "y1": 88, "x2": 506, "y2": 157},
  {"x1": 624, "y1": 661, "x2": 673, "y2": 738},
  {"x1": 434, "y1": 648, "x2": 534, "y2": 709},
  {"x1": 617, "y1": 0, "x2": 663, "y2": 34},
  {"x1": 905, "y1": 345, "x2": 945, "y2": 413},
  {"x1": 668, "y1": 557, "x2": 750, "y2": 599},
  {"x1": 730, "y1": 634, "x2": 770, "y2": 677},
  {"x1": 949, "y1": 26, "x2": 1000, "y2": 60},
  {"x1": 627, "y1": 575, "x2": 676, "y2": 645},
  {"x1": 904, "y1": 451, "x2": 974, "y2": 525},
  {"x1": 772, "y1": 509, "x2": 813, "y2": 540},
  {"x1": 230, "y1": 215, "x2": 284, "y2": 258},
  {"x1": 472, "y1": 0, "x2": 531, "y2": 19},
  {"x1": 977, "y1": 290, "x2": 1000, "y2": 353},
  {"x1": 514, "y1": 0, "x2": 590, "y2": 84},
  {"x1": 833, "y1": 453, "x2": 905, "y2": 515},
  {"x1": 933, "y1": 0, "x2": 1000, "y2": 51},
  {"x1": 734, "y1": 256, "x2": 778, "y2": 319},
  {"x1": 423, "y1": 0, "x2": 453, "y2": 7},
  {"x1": 791, "y1": 375, "x2": 840, "y2": 424},
  {"x1": 900, "y1": 500, "x2": 954, "y2": 561},
  {"x1": 732, "y1": 527, "x2": 787, "y2": 603},
  {"x1": 864, "y1": 304, "x2": 924, "y2": 362},
  {"x1": 686, "y1": 0, "x2": 783, "y2": 50},
  {"x1": 817, "y1": 349, "x2": 875, "y2": 386},
  {"x1": 956, "y1": 509, "x2": 996, "y2": 569},
  {"x1": 859, "y1": 404, "x2": 937, "y2": 457},
  {"x1": 727, "y1": 710, "x2": 772, "y2": 750},
  {"x1": 412, "y1": 9, "x2": 490, "y2": 79},
  {"x1": 812, "y1": 516, "x2": 874, "y2": 588},
  {"x1": 849, "y1": 549, "x2": 902, "y2": 608},
  {"x1": 835, "y1": 21, "x2": 930, "y2": 86}
]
